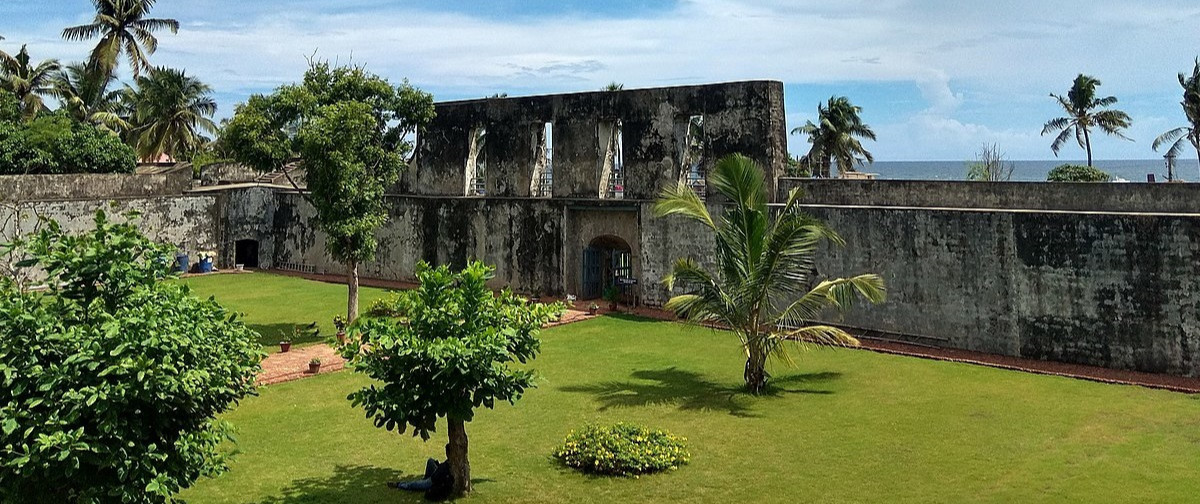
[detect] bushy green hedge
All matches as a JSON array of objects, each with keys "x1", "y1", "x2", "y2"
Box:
[
  {"x1": 1047, "y1": 164, "x2": 1111, "y2": 182},
  {"x1": 554, "y1": 423, "x2": 690, "y2": 476},
  {"x1": 0, "y1": 112, "x2": 136, "y2": 175},
  {"x1": 0, "y1": 211, "x2": 263, "y2": 502}
]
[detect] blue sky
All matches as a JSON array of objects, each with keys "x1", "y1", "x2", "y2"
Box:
[{"x1": 4, "y1": 0, "x2": 1200, "y2": 161}]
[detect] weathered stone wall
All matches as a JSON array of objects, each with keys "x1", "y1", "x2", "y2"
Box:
[
  {"x1": 271, "y1": 193, "x2": 566, "y2": 294},
  {"x1": 408, "y1": 81, "x2": 788, "y2": 202},
  {"x1": 0, "y1": 168, "x2": 192, "y2": 202},
  {"x1": 801, "y1": 204, "x2": 1200, "y2": 376},
  {"x1": 782, "y1": 179, "x2": 1200, "y2": 213},
  {"x1": 0, "y1": 195, "x2": 219, "y2": 282}
]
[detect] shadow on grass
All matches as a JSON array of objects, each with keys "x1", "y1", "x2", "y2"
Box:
[
  {"x1": 560, "y1": 367, "x2": 841, "y2": 418},
  {"x1": 252, "y1": 464, "x2": 495, "y2": 504},
  {"x1": 247, "y1": 322, "x2": 323, "y2": 347},
  {"x1": 603, "y1": 312, "x2": 673, "y2": 324}
]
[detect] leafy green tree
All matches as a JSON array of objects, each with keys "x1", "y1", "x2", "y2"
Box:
[
  {"x1": 61, "y1": 0, "x2": 179, "y2": 79},
  {"x1": 0, "y1": 88, "x2": 19, "y2": 122},
  {"x1": 0, "y1": 112, "x2": 135, "y2": 175},
  {"x1": 1046, "y1": 163, "x2": 1112, "y2": 182},
  {"x1": 792, "y1": 96, "x2": 876, "y2": 178},
  {"x1": 0, "y1": 45, "x2": 61, "y2": 120},
  {"x1": 339, "y1": 261, "x2": 563, "y2": 498},
  {"x1": 1153, "y1": 58, "x2": 1200, "y2": 178},
  {"x1": 1041, "y1": 74, "x2": 1132, "y2": 167},
  {"x1": 223, "y1": 61, "x2": 434, "y2": 321},
  {"x1": 654, "y1": 154, "x2": 885, "y2": 394},
  {"x1": 0, "y1": 211, "x2": 263, "y2": 503},
  {"x1": 126, "y1": 67, "x2": 217, "y2": 161},
  {"x1": 50, "y1": 62, "x2": 129, "y2": 132}
]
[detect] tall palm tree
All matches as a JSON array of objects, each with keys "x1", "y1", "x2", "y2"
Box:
[
  {"x1": 791, "y1": 96, "x2": 876, "y2": 178},
  {"x1": 49, "y1": 62, "x2": 128, "y2": 132},
  {"x1": 1153, "y1": 59, "x2": 1200, "y2": 179},
  {"x1": 0, "y1": 45, "x2": 61, "y2": 120},
  {"x1": 61, "y1": 0, "x2": 179, "y2": 79},
  {"x1": 1041, "y1": 74, "x2": 1132, "y2": 167},
  {"x1": 654, "y1": 154, "x2": 885, "y2": 394},
  {"x1": 126, "y1": 67, "x2": 216, "y2": 161}
]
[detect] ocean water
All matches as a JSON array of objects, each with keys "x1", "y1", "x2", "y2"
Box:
[{"x1": 858, "y1": 159, "x2": 1200, "y2": 182}]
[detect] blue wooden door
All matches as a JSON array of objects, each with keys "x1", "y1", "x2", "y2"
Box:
[{"x1": 582, "y1": 247, "x2": 602, "y2": 299}]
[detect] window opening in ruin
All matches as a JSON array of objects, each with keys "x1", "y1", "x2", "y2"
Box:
[
  {"x1": 531, "y1": 122, "x2": 554, "y2": 197},
  {"x1": 465, "y1": 125, "x2": 487, "y2": 196},
  {"x1": 679, "y1": 115, "x2": 706, "y2": 200},
  {"x1": 598, "y1": 120, "x2": 624, "y2": 199}
]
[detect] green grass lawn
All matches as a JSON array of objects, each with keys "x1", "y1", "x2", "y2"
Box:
[
  {"x1": 176, "y1": 280, "x2": 1200, "y2": 503},
  {"x1": 179, "y1": 273, "x2": 393, "y2": 347}
]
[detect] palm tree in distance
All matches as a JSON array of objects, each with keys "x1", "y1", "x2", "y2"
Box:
[
  {"x1": 126, "y1": 67, "x2": 216, "y2": 161},
  {"x1": 0, "y1": 45, "x2": 61, "y2": 120},
  {"x1": 62, "y1": 0, "x2": 179, "y2": 79},
  {"x1": 1153, "y1": 59, "x2": 1200, "y2": 179},
  {"x1": 654, "y1": 154, "x2": 885, "y2": 394},
  {"x1": 1041, "y1": 74, "x2": 1132, "y2": 167},
  {"x1": 792, "y1": 96, "x2": 876, "y2": 178},
  {"x1": 50, "y1": 62, "x2": 129, "y2": 132}
]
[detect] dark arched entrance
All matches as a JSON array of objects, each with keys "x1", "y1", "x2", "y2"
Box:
[
  {"x1": 235, "y1": 239, "x2": 260, "y2": 268},
  {"x1": 581, "y1": 235, "x2": 633, "y2": 300}
]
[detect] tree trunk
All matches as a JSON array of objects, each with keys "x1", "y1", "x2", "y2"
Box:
[
  {"x1": 1083, "y1": 127, "x2": 1093, "y2": 167},
  {"x1": 347, "y1": 260, "x2": 359, "y2": 323},
  {"x1": 743, "y1": 348, "x2": 769, "y2": 395},
  {"x1": 447, "y1": 419, "x2": 472, "y2": 497}
]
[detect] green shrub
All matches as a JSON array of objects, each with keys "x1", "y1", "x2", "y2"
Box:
[
  {"x1": 0, "y1": 211, "x2": 264, "y2": 502},
  {"x1": 366, "y1": 291, "x2": 406, "y2": 317},
  {"x1": 554, "y1": 423, "x2": 690, "y2": 476},
  {"x1": 1047, "y1": 164, "x2": 1111, "y2": 182},
  {"x1": 0, "y1": 112, "x2": 136, "y2": 175}
]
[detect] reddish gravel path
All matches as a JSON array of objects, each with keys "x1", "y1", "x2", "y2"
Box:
[{"x1": 255, "y1": 270, "x2": 1200, "y2": 394}]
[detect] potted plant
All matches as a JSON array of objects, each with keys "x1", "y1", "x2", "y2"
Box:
[
  {"x1": 308, "y1": 358, "x2": 321, "y2": 374},
  {"x1": 588, "y1": 302, "x2": 600, "y2": 316},
  {"x1": 279, "y1": 331, "x2": 292, "y2": 353},
  {"x1": 602, "y1": 286, "x2": 621, "y2": 311},
  {"x1": 333, "y1": 315, "x2": 348, "y2": 344}
]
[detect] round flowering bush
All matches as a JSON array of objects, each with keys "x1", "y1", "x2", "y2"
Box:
[{"x1": 553, "y1": 423, "x2": 690, "y2": 476}]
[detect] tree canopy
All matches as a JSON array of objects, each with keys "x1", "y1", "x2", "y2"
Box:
[
  {"x1": 1153, "y1": 58, "x2": 1200, "y2": 176},
  {"x1": 0, "y1": 109, "x2": 135, "y2": 175},
  {"x1": 1041, "y1": 74, "x2": 1132, "y2": 167},
  {"x1": 0, "y1": 211, "x2": 263, "y2": 503},
  {"x1": 61, "y1": 0, "x2": 179, "y2": 79},
  {"x1": 791, "y1": 96, "x2": 876, "y2": 178},
  {"x1": 339, "y1": 261, "x2": 564, "y2": 498}
]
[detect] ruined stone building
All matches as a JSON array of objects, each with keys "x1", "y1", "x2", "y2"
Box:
[{"x1": 3, "y1": 80, "x2": 1200, "y2": 378}]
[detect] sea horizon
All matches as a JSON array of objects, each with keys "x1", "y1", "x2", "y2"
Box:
[{"x1": 848, "y1": 158, "x2": 1200, "y2": 182}]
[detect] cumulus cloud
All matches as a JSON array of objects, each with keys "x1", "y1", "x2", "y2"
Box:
[{"x1": 3, "y1": 0, "x2": 1196, "y2": 159}]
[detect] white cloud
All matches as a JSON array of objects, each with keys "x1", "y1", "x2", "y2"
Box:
[{"x1": 3, "y1": 0, "x2": 1198, "y2": 159}]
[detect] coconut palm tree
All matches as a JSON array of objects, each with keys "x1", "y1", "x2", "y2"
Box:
[
  {"x1": 1153, "y1": 59, "x2": 1200, "y2": 179},
  {"x1": 126, "y1": 67, "x2": 216, "y2": 161},
  {"x1": 0, "y1": 45, "x2": 61, "y2": 120},
  {"x1": 792, "y1": 96, "x2": 876, "y2": 178},
  {"x1": 1041, "y1": 74, "x2": 1132, "y2": 167},
  {"x1": 61, "y1": 0, "x2": 179, "y2": 79},
  {"x1": 653, "y1": 153, "x2": 885, "y2": 394},
  {"x1": 50, "y1": 62, "x2": 128, "y2": 132}
]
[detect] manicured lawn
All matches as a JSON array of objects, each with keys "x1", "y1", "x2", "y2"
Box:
[
  {"x1": 181, "y1": 310, "x2": 1200, "y2": 502},
  {"x1": 179, "y1": 273, "x2": 393, "y2": 346}
]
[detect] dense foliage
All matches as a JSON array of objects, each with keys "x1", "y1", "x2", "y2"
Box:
[
  {"x1": 1047, "y1": 163, "x2": 1112, "y2": 182},
  {"x1": 126, "y1": 67, "x2": 217, "y2": 161},
  {"x1": 654, "y1": 154, "x2": 885, "y2": 394},
  {"x1": 340, "y1": 261, "x2": 563, "y2": 497},
  {"x1": 0, "y1": 211, "x2": 263, "y2": 502},
  {"x1": 554, "y1": 423, "x2": 690, "y2": 476},
  {"x1": 0, "y1": 111, "x2": 135, "y2": 175}
]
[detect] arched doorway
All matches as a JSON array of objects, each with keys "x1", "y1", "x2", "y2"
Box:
[
  {"x1": 581, "y1": 235, "x2": 633, "y2": 300},
  {"x1": 235, "y1": 239, "x2": 260, "y2": 268}
]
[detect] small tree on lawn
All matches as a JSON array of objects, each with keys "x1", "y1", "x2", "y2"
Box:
[
  {"x1": 222, "y1": 61, "x2": 434, "y2": 322},
  {"x1": 654, "y1": 154, "x2": 885, "y2": 394},
  {"x1": 0, "y1": 211, "x2": 263, "y2": 503},
  {"x1": 338, "y1": 261, "x2": 564, "y2": 498}
]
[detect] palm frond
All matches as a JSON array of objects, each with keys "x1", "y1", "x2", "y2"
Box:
[
  {"x1": 781, "y1": 325, "x2": 861, "y2": 348},
  {"x1": 653, "y1": 181, "x2": 715, "y2": 230},
  {"x1": 777, "y1": 274, "x2": 885, "y2": 327}
]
